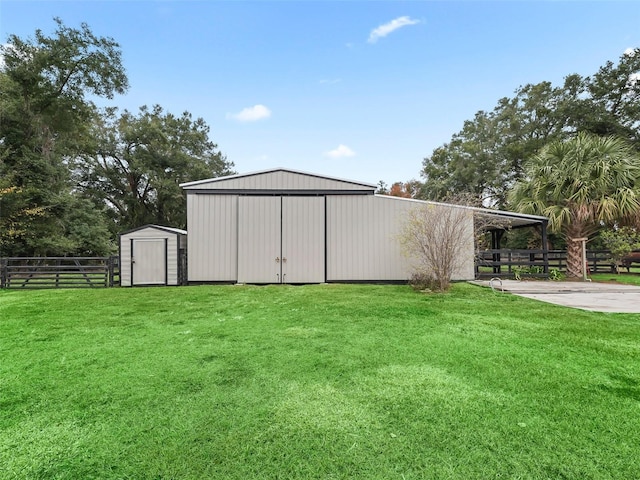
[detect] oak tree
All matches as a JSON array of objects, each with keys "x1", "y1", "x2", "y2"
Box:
[
  {"x1": 78, "y1": 105, "x2": 234, "y2": 231},
  {"x1": 421, "y1": 50, "x2": 640, "y2": 208},
  {"x1": 0, "y1": 18, "x2": 127, "y2": 255}
]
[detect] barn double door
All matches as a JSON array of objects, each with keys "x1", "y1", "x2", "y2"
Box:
[{"x1": 237, "y1": 196, "x2": 325, "y2": 283}]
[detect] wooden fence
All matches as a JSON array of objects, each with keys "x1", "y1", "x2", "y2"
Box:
[
  {"x1": 0, "y1": 250, "x2": 631, "y2": 287},
  {"x1": 475, "y1": 249, "x2": 619, "y2": 279},
  {"x1": 0, "y1": 256, "x2": 119, "y2": 289},
  {"x1": 548, "y1": 250, "x2": 616, "y2": 273}
]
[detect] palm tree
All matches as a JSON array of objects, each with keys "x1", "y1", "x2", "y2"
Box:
[{"x1": 510, "y1": 133, "x2": 640, "y2": 278}]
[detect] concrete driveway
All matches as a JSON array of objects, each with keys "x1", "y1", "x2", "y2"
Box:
[{"x1": 472, "y1": 279, "x2": 640, "y2": 313}]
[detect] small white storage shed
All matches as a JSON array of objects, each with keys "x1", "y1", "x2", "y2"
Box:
[
  {"x1": 119, "y1": 225, "x2": 187, "y2": 287},
  {"x1": 180, "y1": 168, "x2": 479, "y2": 284}
]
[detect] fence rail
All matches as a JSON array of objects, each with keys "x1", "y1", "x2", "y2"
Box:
[
  {"x1": 475, "y1": 249, "x2": 622, "y2": 279},
  {"x1": 0, "y1": 256, "x2": 119, "y2": 289}
]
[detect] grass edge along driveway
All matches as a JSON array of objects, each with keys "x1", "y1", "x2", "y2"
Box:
[{"x1": 1, "y1": 283, "x2": 639, "y2": 479}]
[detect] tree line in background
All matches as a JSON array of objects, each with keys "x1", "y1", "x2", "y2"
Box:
[
  {"x1": 0, "y1": 19, "x2": 234, "y2": 257},
  {"x1": 416, "y1": 49, "x2": 640, "y2": 208},
  {"x1": 386, "y1": 48, "x2": 640, "y2": 277}
]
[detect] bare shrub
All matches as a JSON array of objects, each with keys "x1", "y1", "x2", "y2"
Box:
[
  {"x1": 399, "y1": 202, "x2": 474, "y2": 292},
  {"x1": 408, "y1": 272, "x2": 440, "y2": 292}
]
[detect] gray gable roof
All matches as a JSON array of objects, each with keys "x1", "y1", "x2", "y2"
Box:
[
  {"x1": 120, "y1": 224, "x2": 187, "y2": 236},
  {"x1": 180, "y1": 168, "x2": 376, "y2": 193}
]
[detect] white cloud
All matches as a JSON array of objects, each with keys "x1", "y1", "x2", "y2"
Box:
[
  {"x1": 368, "y1": 16, "x2": 420, "y2": 44},
  {"x1": 325, "y1": 144, "x2": 356, "y2": 158},
  {"x1": 227, "y1": 104, "x2": 271, "y2": 122},
  {"x1": 624, "y1": 47, "x2": 637, "y2": 57},
  {"x1": 319, "y1": 78, "x2": 341, "y2": 85}
]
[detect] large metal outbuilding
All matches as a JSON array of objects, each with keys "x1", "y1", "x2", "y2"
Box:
[
  {"x1": 119, "y1": 225, "x2": 187, "y2": 287},
  {"x1": 180, "y1": 168, "x2": 483, "y2": 284}
]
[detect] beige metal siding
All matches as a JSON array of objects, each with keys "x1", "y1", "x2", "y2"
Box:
[
  {"x1": 237, "y1": 196, "x2": 281, "y2": 283},
  {"x1": 120, "y1": 235, "x2": 132, "y2": 287},
  {"x1": 327, "y1": 195, "x2": 410, "y2": 280},
  {"x1": 455, "y1": 212, "x2": 476, "y2": 279},
  {"x1": 282, "y1": 197, "x2": 325, "y2": 283},
  {"x1": 184, "y1": 170, "x2": 373, "y2": 191},
  {"x1": 166, "y1": 234, "x2": 180, "y2": 286},
  {"x1": 187, "y1": 194, "x2": 238, "y2": 282},
  {"x1": 326, "y1": 196, "x2": 475, "y2": 281}
]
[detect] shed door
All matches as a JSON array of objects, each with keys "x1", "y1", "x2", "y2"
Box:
[
  {"x1": 237, "y1": 196, "x2": 325, "y2": 284},
  {"x1": 132, "y1": 238, "x2": 167, "y2": 285}
]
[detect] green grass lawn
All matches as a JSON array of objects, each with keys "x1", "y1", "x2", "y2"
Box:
[
  {"x1": 590, "y1": 272, "x2": 640, "y2": 286},
  {"x1": 1, "y1": 283, "x2": 639, "y2": 479}
]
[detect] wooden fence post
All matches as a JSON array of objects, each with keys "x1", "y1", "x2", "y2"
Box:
[
  {"x1": 0, "y1": 258, "x2": 6, "y2": 288},
  {"x1": 108, "y1": 255, "x2": 119, "y2": 287},
  {"x1": 55, "y1": 258, "x2": 61, "y2": 288},
  {"x1": 179, "y1": 249, "x2": 188, "y2": 286},
  {"x1": 108, "y1": 256, "x2": 114, "y2": 287}
]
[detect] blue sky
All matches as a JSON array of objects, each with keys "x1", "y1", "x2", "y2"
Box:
[{"x1": 2, "y1": 1, "x2": 639, "y2": 185}]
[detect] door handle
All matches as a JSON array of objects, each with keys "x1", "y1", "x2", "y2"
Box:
[
  {"x1": 275, "y1": 257, "x2": 280, "y2": 263},
  {"x1": 282, "y1": 257, "x2": 287, "y2": 263}
]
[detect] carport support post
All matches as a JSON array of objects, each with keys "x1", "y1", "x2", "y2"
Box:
[
  {"x1": 541, "y1": 220, "x2": 549, "y2": 275},
  {"x1": 491, "y1": 230, "x2": 504, "y2": 274}
]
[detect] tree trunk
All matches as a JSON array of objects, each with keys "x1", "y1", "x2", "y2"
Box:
[
  {"x1": 565, "y1": 238, "x2": 584, "y2": 278},
  {"x1": 564, "y1": 223, "x2": 588, "y2": 278}
]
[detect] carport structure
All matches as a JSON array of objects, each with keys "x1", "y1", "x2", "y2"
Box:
[{"x1": 473, "y1": 209, "x2": 550, "y2": 279}]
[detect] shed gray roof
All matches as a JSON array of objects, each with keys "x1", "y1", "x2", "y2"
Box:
[
  {"x1": 180, "y1": 168, "x2": 376, "y2": 193},
  {"x1": 120, "y1": 224, "x2": 187, "y2": 236}
]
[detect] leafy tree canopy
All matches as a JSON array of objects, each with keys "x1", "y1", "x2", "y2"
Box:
[
  {"x1": 420, "y1": 49, "x2": 640, "y2": 207},
  {"x1": 600, "y1": 226, "x2": 640, "y2": 272},
  {"x1": 0, "y1": 18, "x2": 128, "y2": 255},
  {"x1": 78, "y1": 105, "x2": 234, "y2": 232},
  {"x1": 1, "y1": 18, "x2": 232, "y2": 255},
  {"x1": 388, "y1": 180, "x2": 423, "y2": 198}
]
